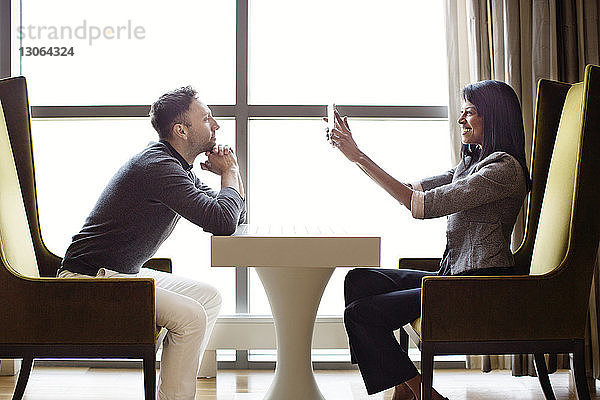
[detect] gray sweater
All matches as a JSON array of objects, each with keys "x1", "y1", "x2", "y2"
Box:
[
  {"x1": 411, "y1": 151, "x2": 527, "y2": 275},
  {"x1": 61, "y1": 141, "x2": 246, "y2": 276}
]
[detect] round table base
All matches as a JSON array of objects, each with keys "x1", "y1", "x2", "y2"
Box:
[{"x1": 256, "y1": 267, "x2": 335, "y2": 400}]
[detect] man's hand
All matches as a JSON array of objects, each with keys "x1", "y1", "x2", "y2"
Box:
[
  {"x1": 201, "y1": 145, "x2": 245, "y2": 199},
  {"x1": 200, "y1": 145, "x2": 239, "y2": 175}
]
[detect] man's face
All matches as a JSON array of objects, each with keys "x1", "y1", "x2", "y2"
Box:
[{"x1": 183, "y1": 100, "x2": 219, "y2": 154}]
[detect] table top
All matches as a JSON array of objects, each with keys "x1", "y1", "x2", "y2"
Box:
[{"x1": 211, "y1": 224, "x2": 380, "y2": 268}]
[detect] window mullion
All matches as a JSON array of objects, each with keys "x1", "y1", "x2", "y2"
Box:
[
  {"x1": 0, "y1": 0, "x2": 10, "y2": 78},
  {"x1": 235, "y1": 0, "x2": 249, "y2": 316}
]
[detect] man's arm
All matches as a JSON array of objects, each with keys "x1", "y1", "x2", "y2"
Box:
[
  {"x1": 200, "y1": 145, "x2": 246, "y2": 225},
  {"x1": 194, "y1": 172, "x2": 247, "y2": 226},
  {"x1": 218, "y1": 165, "x2": 246, "y2": 225},
  {"x1": 146, "y1": 155, "x2": 245, "y2": 235},
  {"x1": 220, "y1": 166, "x2": 245, "y2": 199},
  {"x1": 201, "y1": 145, "x2": 245, "y2": 199}
]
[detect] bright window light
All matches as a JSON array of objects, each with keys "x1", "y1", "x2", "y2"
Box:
[
  {"x1": 249, "y1": 0, "x2": 448, "y2": 105},
  {"x1": 15, "y1": 0, "x2": 236, "y2": 105}
]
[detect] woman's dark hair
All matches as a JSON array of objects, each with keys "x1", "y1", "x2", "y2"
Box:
[
  {"x1": 460, "y1": 80, "x2": 531, "y2": 190},
  {"x1": 149, "y1": 86, "x2": 198, "y2": 139}
]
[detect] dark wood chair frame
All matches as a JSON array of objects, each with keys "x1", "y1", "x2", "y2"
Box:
[{"x1": 0, "y1": 76, "x2": 172, "y2": 400}]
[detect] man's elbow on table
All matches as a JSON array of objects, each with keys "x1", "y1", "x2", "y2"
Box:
[
  {"x1": 206, "y1": 213, "x2": 239, "y2": 236},
  {"x1": 212, "y1": 223, "x2": 237, "y2": 236}
]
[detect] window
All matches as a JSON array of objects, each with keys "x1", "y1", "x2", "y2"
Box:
[
  {"x1": 10, "y1": 0, "x2": 450, "y2": 364},
  {"x1": 14, "y1": 0, "x2": 236, "y2": 105},
  {"x1": 249, "y1": 0, "x2": 447, "y2": 106}
]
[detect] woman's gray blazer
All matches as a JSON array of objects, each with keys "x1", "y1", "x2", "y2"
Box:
[{"x1": 410, "y1": 151, "x2": 527, "y2": 275}]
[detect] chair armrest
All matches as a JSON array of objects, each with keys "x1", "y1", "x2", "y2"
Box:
[
  {"x1": 0, "y1": 275, "x2": 157, "y2": 345},
  {"x1": 419, "y1": 274, "x2": 584, "y2": 342},
  {"x1": 36, "y1": 248, "x2": 63, "y2": 277},
  {"x1": 143, "y1": 257, "x2": 173, "y2": 273},
  {"x1": 398, "y1": 258, "x2": 441, "y2": 272}
]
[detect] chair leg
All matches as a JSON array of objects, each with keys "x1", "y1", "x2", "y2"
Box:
[
  {"x1": 12, "y1": 358, "x2": 34, "y2": 400},
  {"x1": 143, "y1": 353, "x2": 157, "y2": 400},
  {"x1": 534, "y1": 353, "x2": 556, "y2": 400},
  {"x1": 547, "y1": 353, "x2": 558, "y2": 374},
  {"x1": 573, "y1": 340, "x2": 591, "y2": 400},
  {"x1": 420, "y1": 345, "x2": 434, "y2": 400}
]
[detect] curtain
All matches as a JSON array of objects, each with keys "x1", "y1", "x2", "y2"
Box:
[{"x1": 443, "y1": 0, "x2": 600, "y2": 376}]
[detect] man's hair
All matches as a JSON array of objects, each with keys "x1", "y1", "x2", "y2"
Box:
[
  {"x1": 460, "y1": 80, "x2": 531, "y2": 190},
  {"x1": 149, "y1": 86, "x2": 198, "y2": 139}
]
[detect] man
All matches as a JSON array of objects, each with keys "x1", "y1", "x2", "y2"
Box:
[{"x1": 58, "y1": 86, "x2": 246, "y2": 400}]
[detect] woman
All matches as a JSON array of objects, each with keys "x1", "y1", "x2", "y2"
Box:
[{"x1": 327, "y1": 80, "x2": 530, "y2": 400}]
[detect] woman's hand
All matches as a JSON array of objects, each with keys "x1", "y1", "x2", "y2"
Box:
[
  {"x1": 324, "y1": 110, "x2": 413, "y2": 211},
  {"x1": 326, "y1": 110, "x2": 363, "y2": 163}
]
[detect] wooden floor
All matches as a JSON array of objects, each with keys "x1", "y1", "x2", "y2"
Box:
[{"x1": 1, "y1": 367, "x2": 599, "y2": 399}]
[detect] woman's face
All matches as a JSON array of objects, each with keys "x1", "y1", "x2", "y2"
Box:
[{"x1": 457, "y1": 100, "x2": 484, "y2": 146}]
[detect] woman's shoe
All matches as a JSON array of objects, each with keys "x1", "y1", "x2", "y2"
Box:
[{"x1": 392, "y1": 384, "x2": 415, "y2": 400}]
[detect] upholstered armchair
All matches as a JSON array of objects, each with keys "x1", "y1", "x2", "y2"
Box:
[{"x1": 0, "y1": 76, "x2": 170, "y2": 400}]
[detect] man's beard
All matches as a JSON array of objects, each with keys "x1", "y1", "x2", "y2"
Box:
[{"x1": 201, "y1": 137, "x2": 216, "y2": 153}]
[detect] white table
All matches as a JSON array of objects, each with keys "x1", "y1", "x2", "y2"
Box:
[{"x1": 211, "y1": 224, "x2": 380, "y2": 400}]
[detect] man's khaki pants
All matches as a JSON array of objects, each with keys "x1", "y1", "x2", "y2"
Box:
[{"x1": 58, "y1": 267, "x2": 222, "y2": 400}]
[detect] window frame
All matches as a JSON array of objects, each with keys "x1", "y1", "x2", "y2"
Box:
[{"x1": 6, "y1": 0, "x2": 450, "y2": 368}]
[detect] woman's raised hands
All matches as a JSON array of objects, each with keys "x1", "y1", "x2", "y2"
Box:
[{"x1": 325, "y1": 109, "x2": 363, "y2": 163}]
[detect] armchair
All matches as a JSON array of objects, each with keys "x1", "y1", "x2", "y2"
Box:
[
  {"x1": 401, "y1": 64, "x2": 600, "y2": 400},
  {"x1": 0, "y1": 76, "x2": 170, "y2": 400}
]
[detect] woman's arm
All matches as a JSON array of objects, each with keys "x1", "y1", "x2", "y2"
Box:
[
  {"x1": 329, "y1": 111, "x2": 413, "y2": 211},
  {"x1": 413, "y1": 152, "x2": 525, "y2": 219},
  {"x1": 354, "y1": 153, "x2": 413, "y2": 211}
]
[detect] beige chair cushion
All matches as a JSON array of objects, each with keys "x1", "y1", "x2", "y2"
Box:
[
  {"x1": 530, "y1": 83, "x2": 584, "y2": 275},
  {"x1": 0, "y1": 101, "x2": 39, "y2": 278}
]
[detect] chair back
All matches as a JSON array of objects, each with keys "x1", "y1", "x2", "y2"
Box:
[
  {"x1": 0, "y1": 101, "x2": 40, "y2": 278},
  {"x1": 528, "y1": 65, "x2": 600, "y2": 283},
  {"x1": 0, "y1": 76, "x2": 62, "y2": 277},
  {"x1": 529, "y1": 82, "x2": 584, "y2": 275},
  {"x1": 512, "y1": 79, "x2": 570, "y2": 273}
]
